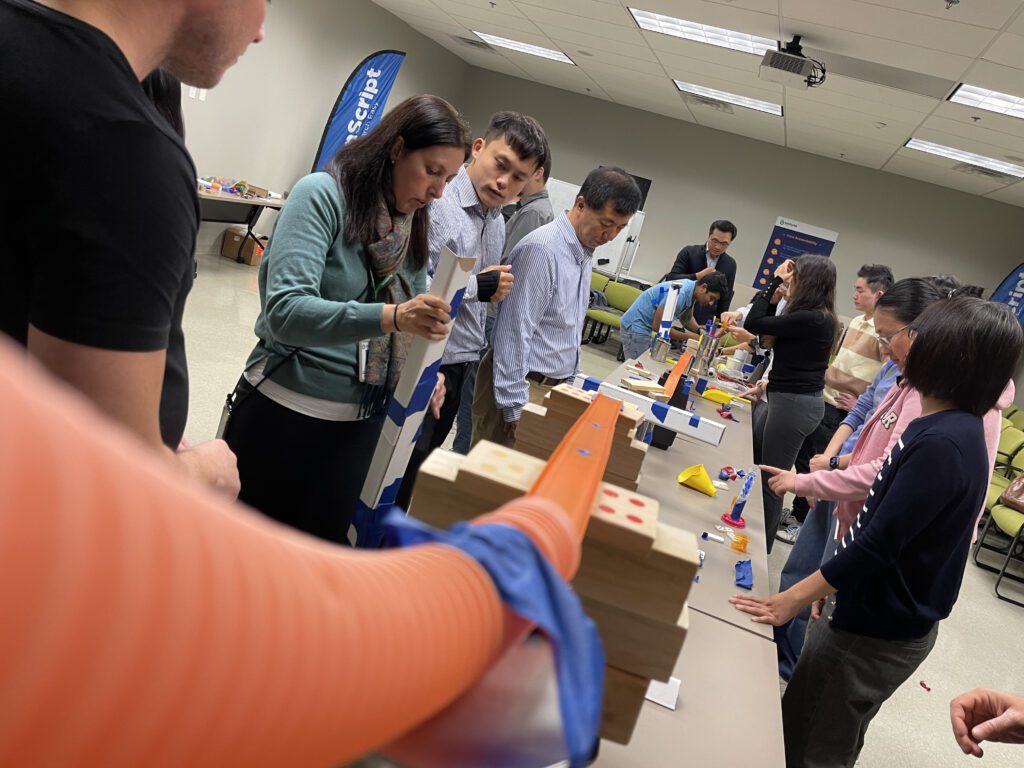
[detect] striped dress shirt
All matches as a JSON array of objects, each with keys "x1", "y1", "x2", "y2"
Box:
[
  {"x1": 427, "y1": 166, "x2": 505, "y2": 365},
  {"x1": 493, "y1": 212, "x2": 593, "y2": 421}
]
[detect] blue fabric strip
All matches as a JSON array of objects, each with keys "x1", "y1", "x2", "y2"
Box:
[
  {"x1": 735, "y1": 559, "x2": 753, "y2": 590},
  {"x1": 383, "y1": 511, "x2": 604, "y2": 767}
]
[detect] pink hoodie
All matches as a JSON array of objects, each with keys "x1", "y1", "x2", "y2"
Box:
[{"x1": 794, "y1": 378, "x2": 1015, "y2": 538}]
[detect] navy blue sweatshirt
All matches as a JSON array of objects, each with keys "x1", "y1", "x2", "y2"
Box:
[{"x1": 820, "y1": 410, "x2": 987, "y2": 641}]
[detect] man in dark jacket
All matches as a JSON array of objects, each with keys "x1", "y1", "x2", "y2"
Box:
[{"x1": 663, "y1": 219, "x2": 738, "y2": 324}]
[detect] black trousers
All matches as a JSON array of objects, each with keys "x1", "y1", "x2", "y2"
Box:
[
  {"x1": 791, "y1": 402, "x2": 849, "y2": 521},
  {"x1": 225, "y1": 388, "x2": 382, "y2": 545},
  {"x1": 395, "y1": 361, "x2": 472, "y2": 510}
]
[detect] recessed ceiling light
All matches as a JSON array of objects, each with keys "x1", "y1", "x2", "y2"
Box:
[
  {"x1": 950, "y1": 83, "x2": 1024, "y2": 120},
  {"x1": 473, "y1": 31, "x2": 575, "y2": 64},
  {"x1": 674, "y1": 80, "x2": 783, "y2": 116},
  {"x1": 905, "y1": 137, "x2": 1024, "y2": 177},
  {"x1": 629, "y1": 7, "x2": 777, "y2": 56}
]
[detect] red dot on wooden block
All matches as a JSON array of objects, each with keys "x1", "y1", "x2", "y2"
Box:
[
  {"x1": 599, "y1": 505, "x2": 616, "y2": 515},
  {"x1": 603, "y1": 488, "x2": 619, "y2": 498},
  {"x1": 629, "y1": 498, "x2": 646, "y2": 507},
  {"x1": 627, "y1": 514, "x2": 643, "y2": 524}
]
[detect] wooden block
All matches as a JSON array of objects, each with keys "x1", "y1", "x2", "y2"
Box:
[
  {"x1": 601, "y1": 665, "x2": 648, "y2": 744},
  {"x1": 409, "y1": 450, "x2": 474, "y2": 528},
  {"x1": 587, "y1": 484, "x2": 659, "y2": 554},
  {"x1": 620, "y1": 377, "x2": 665, "y2": 396},
  {"x1": 582, "y1": 600, "x2": 688, "y2": 681},
  {"x1": 625, "y1": 364, "x2": 655, "y2": 380},
  {"x1": 575, "y1": 523, "x2": 700, "y2": 624},
  {"x1": 514, "y1": 435, "x2": 641, "y2": 489},
  {"x1": 546, "y1": 384, "x2": 642, "y2": 437}
]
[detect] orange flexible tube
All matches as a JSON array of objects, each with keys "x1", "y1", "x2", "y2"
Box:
[{"x1": 0, "y1": 341, "x2": 593, "y2": 767}]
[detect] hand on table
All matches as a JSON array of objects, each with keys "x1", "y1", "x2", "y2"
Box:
[
  {"x1": 729, "y1": 590, "x2": 800, "y2": 627},
  {"x1": 950, "y1": 688, "x2": 1024, "y2": 757}
]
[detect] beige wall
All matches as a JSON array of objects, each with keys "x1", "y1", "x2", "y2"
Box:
[
  {"x1": 182, "y1": 0, "x2": 470, "y2": 253},
  {"x1": 456, "y1": 67, "x2": 1024, "y2": 317}
]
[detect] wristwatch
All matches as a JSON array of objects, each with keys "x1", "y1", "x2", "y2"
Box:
[{"x1": 828, "y1": 456, "x2": 841, "y2": 470}]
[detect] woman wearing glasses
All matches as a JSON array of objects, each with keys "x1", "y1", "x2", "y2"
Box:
[{"x1": 761, "y1": 278, "x2": 1015, "y2": 679}]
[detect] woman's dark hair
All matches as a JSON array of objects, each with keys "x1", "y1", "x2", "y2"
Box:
[
  {"x1": 141, "y1": 68, "x2": 184, "y2": 139},
  {"x1": 326, "y1": 94, "x2": 471, "y2": 269},
  {"x1": 903, "y1": 298, "x2": 1023, "y2": 417},
  {"x1": 874, "y1": 278, "x2": 943, "y2": 324},
  {"x1": 926, "y1": 273, "x2": 985, "y2": 299},
  {"x1": 578, "y1": 166, "x2": 641, "y2": 216},
  {"x1": 784, "y1": 255, "x2": 837, "y2": 337}
]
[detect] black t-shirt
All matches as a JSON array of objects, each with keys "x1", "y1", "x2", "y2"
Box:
[
  {"x1": 0, "y1": 0, "x2": 198, "y2": 447},
  {"x1": 745, "y1": 276, "x2": 836, "y2": 394}
]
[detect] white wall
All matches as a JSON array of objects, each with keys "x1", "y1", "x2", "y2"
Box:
[
  {"x1": 182, "y1": 0, "x2": 470, "y2": 253},
  {"x1": 456, "y1": 67, "x2": 1024, "y2": 317}
]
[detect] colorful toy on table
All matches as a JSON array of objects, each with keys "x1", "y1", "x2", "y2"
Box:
[
  {"x1": 716, "y1": 404, "x2": 739, "y2": 422},
  {"x1": 734, "y1": 559, "x2": 753, "y2": 590},
  {"x1": 721, "y1": 470, "x2": 756, "y2": 529},
  {"x1": 200, "y1": 176, "x2": 249, "y2": 196},
  {"x1": 718, "y1": 466, "x2": 737, "y2": 481},
  {"x1": 678, "y1": 464, "x2": 717, "y2": 496}
]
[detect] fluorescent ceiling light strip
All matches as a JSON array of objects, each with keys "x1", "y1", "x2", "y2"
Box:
[
  {"x1": 950, "y1": 83, "x2": 1024, "y2": 120},
  {"x1": 674, "y1": 79, "x2": 782, "y2": 116},
  {"x1": 905, "y1": 137, "x2": 1024, "y2": 177},
  {"x1": 473, "y1": 31, "x2": 574, "y2": 64},
  {"x1": 629, "y1": 7, "x2": 776, "y2": 56}
]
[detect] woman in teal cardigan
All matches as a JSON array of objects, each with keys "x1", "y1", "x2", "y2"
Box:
[{"x1": 225, "y1": 95, "x2": 471, "y2": 543}]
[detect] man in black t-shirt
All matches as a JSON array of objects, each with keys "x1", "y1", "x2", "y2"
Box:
[{"x1": 0, "y1": 0, "x2": 266, "y2": 495}]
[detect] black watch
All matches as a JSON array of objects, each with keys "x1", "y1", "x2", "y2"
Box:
[{"x1": 828, "y1": 456, "x2": 841, "y2": 470}]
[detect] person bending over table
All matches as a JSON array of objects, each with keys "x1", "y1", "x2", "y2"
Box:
[
  {"x1": 224, "y1": 95, "x2": 468, "y2": 544},
  {"x1": 617, "y1": 272, "x2": 728, "y2": 361},
  {"x1": 732, "y1": 297, "x2": 1024, "y2": 768}
]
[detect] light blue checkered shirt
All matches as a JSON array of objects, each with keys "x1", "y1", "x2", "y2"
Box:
[
  {"x1": 427, "y1": 166, "x2": 505, "y2": 365},
  {"x1": 493, "y1": 212, "x2": 593, "y2": 421}
]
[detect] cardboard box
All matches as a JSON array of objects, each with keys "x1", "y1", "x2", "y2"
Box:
[{"x1": 221, "y1": 225, "x2": 267, "y2": 266}]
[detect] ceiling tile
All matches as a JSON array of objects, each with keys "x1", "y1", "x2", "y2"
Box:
[
  {"x1": 449, "y1": 16, "x2": 552, "y2": 45},
  {"x1": 576, "y1": 61, "x2": 668, "y2": 91},
  {"x1": 1007, "y1": 9, "x2": 1024, "y2": 36},
  {"x1": 982, "y1": 32, "x2": 1024, "y2": 70},
  {"x1": 779, "y1": 20, "x2": 974, "y2": 80},
  {"x1": 674, "y1": 71, "x2": 785, "y2": 104},
  {"x1": 983, "y1": 181, "x2": 1024, "y2": 206},
  {"x1": 781, "y1": 0, "x2": 998, "y2": 57},
  {"x1": 514, "y1": 0, "x2": 635, "y2": 26},
  {"x1": 432, "y1": 0, "x2": 526, "y2": 19},
  {"x1": 691, "y1": 108, "x2": 787, "y2": 145},
  {"x1": 648, "y1": 36, "x2": 763, "y2": 74},
  {"x1": 858, "y1": 0, "x2": 1023, "y2": 30},
  {"x1": 503, "y1": 53, "x2": 613, "y2": 98},
  {"x1": 912, "y1": 124, "x2": 1024, "y2": 166},
  {"x1": 962, "y1": 60, "x2": 1024, "y2": 96},
  {"x1": 541, "y1": 27, "x2": 659, "y2": 60},
  {"x1": 783, "y1": 94, "x2": 919, "y2": 142},
  {"x1": 557, "y1": 45, "x2": 665, "y2": 75},
  {"x1": 786, "y1": 126, "x2": 898, "y2": 168},
  {"x1": 389, "y1": 15, "x2": 469, "y2": 36},
  {"x1": 932, "y1": 100, "x2": 1024, "y2": 140},
  {"x1": 883, "y1": 149, "x2": 1015, "y2": 194},
  {"x1": 602, "y1": 85, "x2": 698, "y2": 122},
  {"x1": 819, "y1": 74, "x2": 942, "y2": 114},
  {"x1": 374, "y1": 0, "x2": 458, "y2": 23},
  {"x1": 784, "y1": 81, "x2": 932, "y2": 124},
  {"x1": 663, "y1": 56, "x2": 779, "y2": 98},
  {"x1": 628, "y1": 0, "x2": 782, "y2": 40},
  {"x1": 513, "y1": 5, "x2": 646, "y2": 43},
  {"x1": 918, "y1": 114, "x2": 1024, "y2": 158}
]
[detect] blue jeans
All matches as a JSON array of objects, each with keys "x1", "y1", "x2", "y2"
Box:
[
  {"x1": 775, "y1": 499, "x2": 839, "y2": 680},
  {"x1": 620, "y1": 328, "x2": 653, "y2": 362}
]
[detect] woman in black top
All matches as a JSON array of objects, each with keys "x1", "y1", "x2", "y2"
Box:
[{"x1": 746, "y1": 256, "x2": 837, "y2": 553}]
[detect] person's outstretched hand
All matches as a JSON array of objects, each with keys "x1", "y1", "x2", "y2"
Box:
[{"x1": 950, "y1": 688, "x2": 1024, "y2": 757}]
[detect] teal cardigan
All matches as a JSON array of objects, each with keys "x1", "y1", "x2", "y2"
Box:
[{"x1": 245, "y1": 172, "x2": 427, "y2": 403}]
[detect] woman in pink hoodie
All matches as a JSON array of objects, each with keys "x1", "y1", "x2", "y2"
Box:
[{"x1": 766, "y1": 279, "x2": 1013, "y2": 545}]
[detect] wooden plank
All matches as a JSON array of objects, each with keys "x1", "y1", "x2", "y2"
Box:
[
  {"x1": 601, "y1": 666, "x2": 649, "y2": 744},
  {"x1": 582, "y1": 600, "x2": 688, "y2": 681}
]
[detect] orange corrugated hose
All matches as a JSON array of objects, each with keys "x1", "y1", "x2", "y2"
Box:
[{"x1": 0, "y1": 340, "x2": 589, "y2": 767}]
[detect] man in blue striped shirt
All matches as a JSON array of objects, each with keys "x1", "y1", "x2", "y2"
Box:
[
  {"x1": 472, "y1": 167, "x2": 642, "y2": 447},
  {"x1": 397, "y1": 112, "x2": 547, "y2": 508}
]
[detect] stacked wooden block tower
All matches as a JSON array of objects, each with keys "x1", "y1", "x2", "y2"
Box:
[
  {"x1": 410, "y1": 390, "x2": 700, "y2": 744},
  {"x1": 516, "y1": 384, "x2": 648, "y2": 492}
]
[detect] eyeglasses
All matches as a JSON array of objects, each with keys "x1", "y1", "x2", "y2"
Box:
[
  {"x1": 877, "y1": 326, "x2": 909, "y2": 348},
  {"x1": 709, "y1": 237, "x2": 731, "y2": 249}
]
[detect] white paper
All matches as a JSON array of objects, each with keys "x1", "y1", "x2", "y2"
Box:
[{"x1": 645, "y1": 677, "x2": 681, "y2": 710}]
